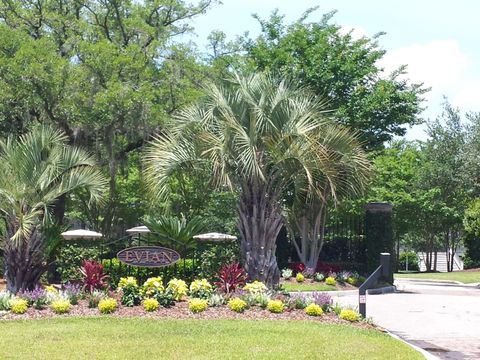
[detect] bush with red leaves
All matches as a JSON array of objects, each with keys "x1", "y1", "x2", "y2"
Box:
[
  {"x1": 79, "y1": 259, "x2": 109, "y2": 293},
  {"x1": 214, "y1": 263, "x2": 247, "y2": 294}
]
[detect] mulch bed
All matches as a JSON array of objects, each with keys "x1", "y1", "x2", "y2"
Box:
[{"x1": 0, "y1": 300, "x2": 375, "y2": 330}]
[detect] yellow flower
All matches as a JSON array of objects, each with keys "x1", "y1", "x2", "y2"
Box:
[{"x1": 45, "y1": 285, "x2": 57, "y2": 293}]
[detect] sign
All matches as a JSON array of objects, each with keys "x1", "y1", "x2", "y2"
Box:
[
  {"x1": 117, "y1": 246, "x2": 180, "y2": 268},
  {"x1": 359, "y1": 295, "x2": 366, "y2": 304}
]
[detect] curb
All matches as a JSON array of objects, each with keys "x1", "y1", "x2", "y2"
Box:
[
  {"x1": 395, "y1": 278, "x2": 480, "y2": 287},
  {"x1": 289, "y1": 285, "x2": 396, "y2": 297},
  {"x1": 366, "y1": 285, "x2": 396, "y2": 295},
  {"x1": 384, "y1": 330, "x2": 440, "y2": 360}
]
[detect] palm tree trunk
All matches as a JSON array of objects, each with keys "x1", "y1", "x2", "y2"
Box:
[
  {"x1": 4, "y1": 217, "x2": 45, "y2": 293},
  {"x1": 238, "y1": 180, "x2": 282, "y2": 287}
]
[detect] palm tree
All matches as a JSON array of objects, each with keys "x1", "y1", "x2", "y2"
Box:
[
  {"x1": 0, "y1": 127, "x2": 106, "y2": 293},
  {"x1": 286, "y1": 125, "x2": 371, "y2": 274},
  {"x1": 144, "y1": 73, "x2": 366, "y2": 286}
]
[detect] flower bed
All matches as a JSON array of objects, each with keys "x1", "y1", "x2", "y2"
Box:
[
  {"x1": 0, "y1": 276, "x2": 364, "y2": 328},
  {"x1": 280, "y1": 266, "x2": 366, "y2": 292}
]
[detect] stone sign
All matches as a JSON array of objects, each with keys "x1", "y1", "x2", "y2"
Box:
[{"x1": 117, "y1": 246, "x2": 181, "y2": 267}]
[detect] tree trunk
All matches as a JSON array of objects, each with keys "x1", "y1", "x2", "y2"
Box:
[
  {"x1": 4, "y1": 217, "x2": 45, "y2": 293},
  {"x1": 288, "y1": 197, "x2": 328, "y2": 275},
  {"x1": 238, "y1": 180, "x2": 282, "y2": 287}
]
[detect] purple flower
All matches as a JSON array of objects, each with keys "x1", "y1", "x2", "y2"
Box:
[
  {"x1": 311, "y1": 292, "x2": 333, "y2": 307},
  {"x1": 18, "y1": 286, "x2": 47, "y2": 308},
  {"x1": 63, "y1": 283, "x2": 81, "y2": 296}
]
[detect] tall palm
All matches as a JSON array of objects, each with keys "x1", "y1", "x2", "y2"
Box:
[
  {"x1": 286, "y1": 125, "x2": 371, "y2": 273},
  {"x1": 144, "y1": 73, "x2": 353, "y2": 286},
  {"x1": 0, "y1": 127, "x2": 106, "y2": 292}
]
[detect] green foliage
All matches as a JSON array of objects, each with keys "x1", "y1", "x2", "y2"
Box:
[
  {"x1": 314, "y1": 273, "x2": 325, "y2": 282},
  {"x1": 193, "y1": 243, "x2": 240, "y2": 281},
  {"x1": 0, "y1": 292, "x2": 13, "y2": 311},
  {"x1": 243, "y1": 9, "x2": 426, "y2": 150},
  {"x1": 0, "y1": 127, "x2": 106, "y2": 292},
  {"x1": 188, "y1": 298, "x2": 208, "y2": 313},
  {"x1": 243, "y1": 281, "x2": 268, "y2": 294},
  {"x1": 154, "y1": 289, "x2": 176, "y2": 308},
  {"x1": 143, "y1": 215, "x2": 207, "y2": 256},
  {"x1": 207, "y1": 293, "x2": 225, "y2": 307},
  {"x1": 339, "y1": 309, "x2": 361, "y2": 322},
  {"x1": 118, "y1": 277, "x2": 141, "y2": 307},
  {"x1": 281, "y1": 268, "x2": 293, "y2": 279},
  {"x1": 189, "y1": 279, "x2": 213, "y2": 299},
  {"x1": 87, "y1": 290, "x2": 107, "y2": 309},
  {"x1": 102, "y1": 258, "x2": 195, "y2": 289},
  {"x1": 143, "y1": 298, "x2": 159, "y2": 312},
  {"x1": 10, "y1": 298, "x2": 28, "y2": 314},
  {"x1": 266, "y1": 300, "x2": 284, "y2": 313},
  {"x1": 166, "y1": 279, "x2": 188, "y2": 301},
  {"x1": 398, "y1": 252, "x2": 419, "y2": 271},
  {"x1": 228, "y1": 298, "x2": 247, "y2": 313},
  {"x1": 141, "y1": 277, "x2": 164, "y2": 298},
  {"x1": 98, "y1": 298, "x2": 118, "y2": 314},
  {"x1": 51, "y1": 299, "x2": 72, "y2": 314},
  {"x1": 305, "y1": 303, "x2": 323, "y2": 316},
  {"x1": 325, "y1": 277, "x2": 336, "y2": 286},
  {"x1": 56, "y1": 244, "x2": 101, "y2": 283},
  {"x1": 242, "y1": 292, "x2": 272, "y2": 309}
]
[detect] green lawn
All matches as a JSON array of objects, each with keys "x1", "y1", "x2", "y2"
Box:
[
  {"x1": 282, "y1": 283, "x2": 338, "y2": 292},
  {"x1": 0, "y1": 318, "x2": 422, "y2": 360},
  {"x1": 395, "y1": 271, "x2": 480, "y2": 284}
]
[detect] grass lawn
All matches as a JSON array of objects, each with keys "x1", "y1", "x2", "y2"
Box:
[
  {"x1": 395, "y1": 271, "x2": 480, "y2": 284},
  {"x1": 281, "y1": 283, "x2": 338, "y2": 292},
  {"x1": 0, "y1": 317, "x2": 423, "y2": 360}
]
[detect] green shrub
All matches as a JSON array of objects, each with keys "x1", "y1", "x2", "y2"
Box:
[
  {"x1": 166, "y1": 278, "x2": 188, "y2": 301},
  {"x1": 10, "y1": 298, "x2": 28, "y2": 314},
  {"x1": 98, "y1": 298, "x2": 118, "y2": 314},
  {"x1": 188, "y1": 298, "x2": 208, "y2": 313},
  {"x1": 141, "y1": 277, "x2": 164, "y2": 298},
  {"x1": 243, "y1": 280, "x2": 267, "y2": 294},
  {"x1": 153, "y1": 289, "x2": 175, "y2": 308},
  {"x1": 325, "y1": 276, "x2": 336, "y2": 286},
  {"x1": 207, "y1": 293, "x2": 225, "y2": 307},
  {"x1": 296, "y1": 273, "x2": 305, "y2": 283},
  {"x1": 281, "y1": 268, "x2": 293, "y2": 279},
  {"x1": 346, "y1": 276, "x2": 357, "y2": 285},
  {"x1": 266, "y1": 300, "x2": 284, "y2": 313},
  {"x1": 305, "y1": 303, "x2": 323, "y2": 316},
  {"x1": 87, "y1": 290, "x2": 106, "y2": 308},
  {"x1": 340, "y1": 309, "x2": 360, "y2": 322},
  {"x1": 118, "y1": 277, "x2": 142, "y2": 307},
  {"x1": 189, "y1": 279, "x2": 213, "y2": 299},
  {"x1": 398, "y1": 251, "x2": 419, "y2": 271},
  {"x1": 0, "y1": 292, "x2": 13, "y2": 311},
  {"x1": 56, "y1": 243, "x2": 100, "y2": 282},
  {"x1": 51, "y1": 299, "x2": 72, "y2": 314},
  {"x1": 314, "y1": 273, "x2": 325, "y2": 282},
  {"x1": 228, "y1": 297, "x2": 247, "y2": 313},
  {"x1": 143, "y1": 298, "x2": 159, "y2": 312}
]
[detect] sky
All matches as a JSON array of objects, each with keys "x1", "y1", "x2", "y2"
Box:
[{"x1": 191, "y1": 0, "x2": 480, "y2": 141}]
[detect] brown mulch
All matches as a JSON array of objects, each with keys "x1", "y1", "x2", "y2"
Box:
[{"x1": 0, "y1": 300, "x2": 375, "y2": 330}]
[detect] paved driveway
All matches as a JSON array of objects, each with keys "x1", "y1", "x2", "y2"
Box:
[{"x1": 332, "y1": 280, "x2": 480, "y2": 359}]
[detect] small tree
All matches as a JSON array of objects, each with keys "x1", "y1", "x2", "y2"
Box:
[
  {"x1": 0, "y1": 127, "x2": 106, "y2": 292},
  {"x1": 286, "y1": 126, "x2": 371, "y2": 273},
  {"x1": 144, "y1": 73, "x2": 354, "y2": 286}
]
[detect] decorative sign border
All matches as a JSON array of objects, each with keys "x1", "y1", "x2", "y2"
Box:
[{"x1": 117, "y1": 246, "x2": 181, "y2": 268}]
